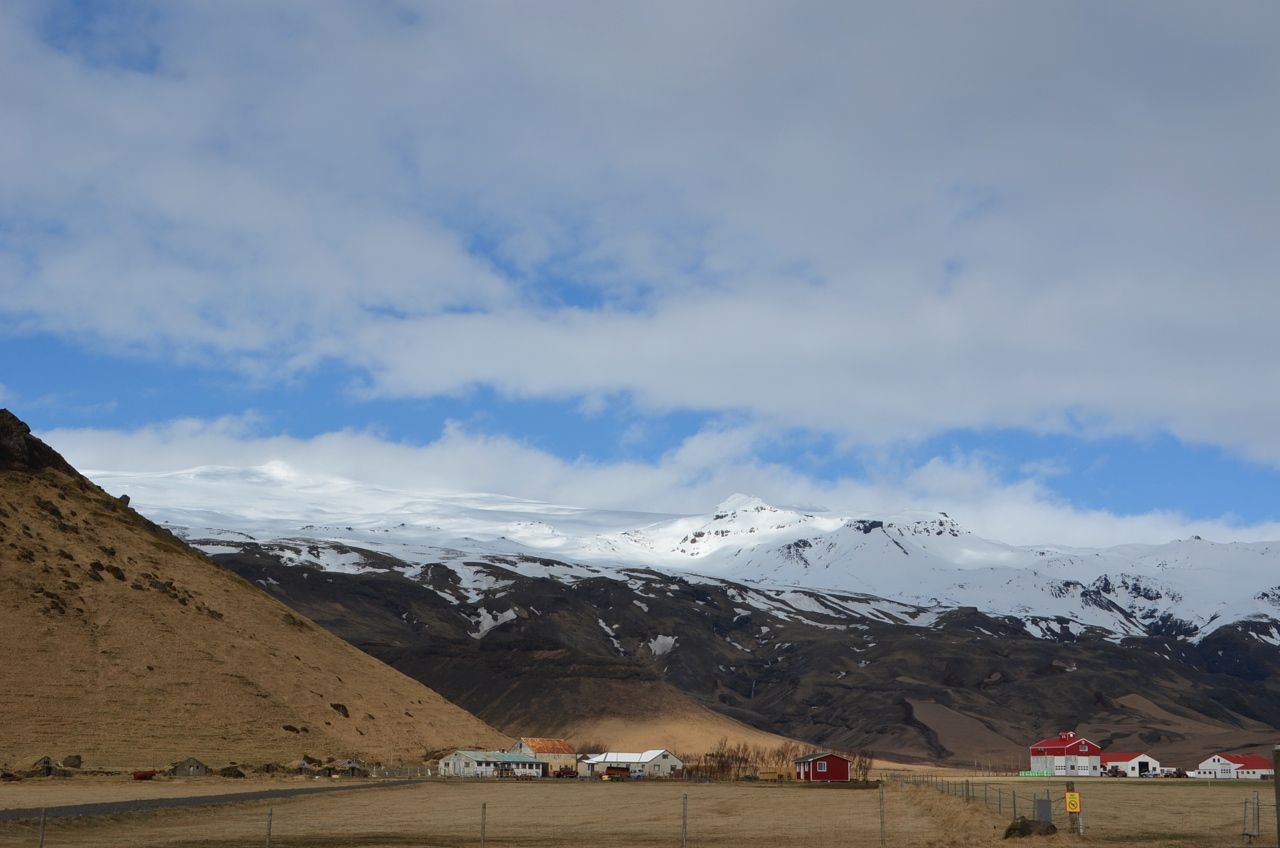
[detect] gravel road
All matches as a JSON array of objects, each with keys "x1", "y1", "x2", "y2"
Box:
[{"x1": 0, "y1": 778, "x2": 425, "y2": 821}]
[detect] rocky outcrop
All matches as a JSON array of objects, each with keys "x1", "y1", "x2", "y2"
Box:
[{"x1": 0, "y1": 409, "x2": 78, "y2": 476}]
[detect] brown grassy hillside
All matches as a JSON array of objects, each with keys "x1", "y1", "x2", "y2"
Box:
[{"x1": 0, "y1": 410, "x2": 507, "y2": 770}]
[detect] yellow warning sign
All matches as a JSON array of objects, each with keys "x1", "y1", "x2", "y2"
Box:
[{"x1": 1065, "y1": 792, "x2": 1082, "y2": 813}]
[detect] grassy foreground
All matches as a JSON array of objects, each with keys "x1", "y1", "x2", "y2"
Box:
[{"x1": 1, "y1": 775, "x2": 1276, "y2": 847}]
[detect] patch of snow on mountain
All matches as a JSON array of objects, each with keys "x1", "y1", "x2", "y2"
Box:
[
  {"x1": 648, "y1": 635, "x2": 677, "y2": 656},
  {"x1": 469, "y1": 608, "x2": 517, "y2": 638}
]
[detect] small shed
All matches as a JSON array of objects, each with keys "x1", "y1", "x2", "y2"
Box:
[
  {"x1": 332, "y1": 758, "x2": 369, "y2": 777},
  {"x1": 795, "y1": 752, "x2": 851, "y2": 782},
  {"x1": 26, "y1": 756, "x2": 71, "y2": 779},
  {"x1": 170, "y1": 757, "x2": 211, "y2": 777}
]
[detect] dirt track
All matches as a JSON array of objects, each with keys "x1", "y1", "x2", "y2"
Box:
[{"x1": 0, "y1": 778, "x2": 424, "y2": 821}]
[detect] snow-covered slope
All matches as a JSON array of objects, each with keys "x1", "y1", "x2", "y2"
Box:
[{"x1": 88, "y1": 466, "x2": 1280, "y2": 643}]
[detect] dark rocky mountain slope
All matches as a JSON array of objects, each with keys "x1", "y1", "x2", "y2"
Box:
[{"x1": 208, "y1": 540, "x2": 1280, "y2": 767}]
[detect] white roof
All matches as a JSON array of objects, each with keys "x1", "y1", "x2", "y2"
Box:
[{"x1": 585, "y1": 749, "x2": 674, "y2": 764}]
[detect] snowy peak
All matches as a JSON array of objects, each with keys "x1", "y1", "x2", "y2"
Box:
[
  {"x1": 84, "y1": 465, "x2": 1280, "y2": 643},
  {"x1": 714, "y1": 493, "x2": 775, "y2": 513},
  {"x1": 611, "y1": 497, "x2": 846, "y2": 560}
]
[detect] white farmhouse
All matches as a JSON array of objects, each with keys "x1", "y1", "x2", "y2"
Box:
[
  {"x1": 439, "y1": 750, "x2": 541, "y2": 778},
  {"x1": 584, "y1": 750, "x2": 683, "y2": 778},
  {"x1": 1195, "y1": 753, "x2": 1274, "y2": 779}
]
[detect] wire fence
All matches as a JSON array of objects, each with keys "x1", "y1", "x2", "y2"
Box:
[
  {"x1": 894, "y1": 771, "x2": 1280, "y2": 846},
  {"x1": 0, "y1": 779, "x2": 912, "y2": 848},
  {"x1": 2, "y1": 774, "x2": 1278, "y2": 847}
]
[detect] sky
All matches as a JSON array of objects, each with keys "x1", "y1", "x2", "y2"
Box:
[{"x1": 4, "y1": 1, "x2": 1280, "y2": 547}]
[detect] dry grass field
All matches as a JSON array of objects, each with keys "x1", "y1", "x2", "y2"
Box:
[
  {"x1": 893, "y1": 775, "x2": 1280, "y2": 848},
  {"x1": 3, "y1": 774, "x2": 1277, "y2": 848},
  {"x1": 1, "y1": 778, "x2": 945, "y2": 848}
]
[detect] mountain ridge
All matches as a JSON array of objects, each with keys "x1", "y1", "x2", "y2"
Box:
[
  {"x1": 85, "y1": 463, "x2": 1280, "y2": 644},
  {"x1": 66, "y1": 459, "x2": 1280, "y2": 765}
]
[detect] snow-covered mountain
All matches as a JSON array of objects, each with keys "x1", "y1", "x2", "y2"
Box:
[
  {"x1": 80, "y1": 463, "x2": 1280, "y2": 764},
  {"x1": 88, "y1": 465, "x2": 1280, "y2": 644}
]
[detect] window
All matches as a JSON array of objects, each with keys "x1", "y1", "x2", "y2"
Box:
[{"x1": 817, "y1": 761, "x2": 828, "y2": 773}]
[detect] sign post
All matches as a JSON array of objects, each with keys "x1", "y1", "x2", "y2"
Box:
[{"x1": 1064, "y1": 783, "x2": 1082, "y2": 835}]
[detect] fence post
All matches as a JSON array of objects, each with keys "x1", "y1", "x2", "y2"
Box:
[
  {"x1": 997, "y1": 788, "x2": 1002, "y2": 815},
  {"x1": 681, "y1": 793, "x2": 688, "y2": 848},
  {"x1": 38, "y1": 809, "x2": 46, "y2": 848},
  {"x1": 1274, "y1": 746, "x2": 1280, "y2": 848},
  {"x1": 1253, "y1": 791, "x2": 1260, "y2": 838},
  {"x1": 265, "y1": 807, "x2": 273, "y2": 848},
  {"x1": 1013, "y1": 791, "x2": 1018, "y2": 819},
  {"x1": 481, "y1": 801, "x2": 487, "y2": 848},
  {"x1": 878, "y1": 781, "x2": 886, "y2": 848}
]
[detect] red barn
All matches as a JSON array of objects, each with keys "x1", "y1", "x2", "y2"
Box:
[
  {"x1": 795, "y1": 752, "x2": 851, "y2": 782},
  {"x1": 1027, "y1": 731, "x2": 1101, "y2": 776}
]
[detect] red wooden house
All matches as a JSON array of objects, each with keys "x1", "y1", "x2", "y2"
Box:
[{"x1": 795, "y1": 752, "x2": 851, "y2": 782}]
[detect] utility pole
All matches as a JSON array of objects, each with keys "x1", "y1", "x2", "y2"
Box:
[{"x1": 1065, "y1": 781, "x2": 1082, "y2": 836}]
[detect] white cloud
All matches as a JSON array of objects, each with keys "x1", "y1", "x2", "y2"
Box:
[
  {"x1": 42, "y1": 419, "x2": 1280, "y2": 549},
  {"x1": 0, "y1": 383, "x2": 11, "y2": 404},
  {"x1": 4, "y1": 3, "x2": 1280, "y2": 464}
]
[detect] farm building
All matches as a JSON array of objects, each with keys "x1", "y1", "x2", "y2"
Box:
[
  {"x1": 1100, "y1": 751, "x2": 1160, "y2": 776},
  {"x1": 583, "y1": 750, "x2": 683, "y2": 778},
  {"x1": 1195, "y1": 753, "x2": 1275, "y2": 779},
  {"x1": 1026, "y1": 731, "x2": 1101, "y2": 777},
  {"x1": 508, "y1": 738, "x2": 577, "y2": 776},
  {"x1": 439, "y1": 750, "x2": 541, "y2": 778},
  {"x1": 332, "y1": 758, "x2": 369, "y2": 777},
  {"x1": 794, "y1": 752, "x2": 851, "y2": 782},
  {"x1": 169, "y1": 757, "x2": 211, "y2": 777}
]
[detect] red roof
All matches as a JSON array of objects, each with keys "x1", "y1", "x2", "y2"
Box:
[
  {"x1": 520, "y1": 738, "x2": 575, "y2": 755},
  {"x1": 1028, "y1": 731, "x2": 1098, "y2": 754},
  {"x1": 1222, "y1": 754, "x2": 1272, "y2": 770},
  {"x1": 1099, "y1": 752, "x2": 1144, "y2": 765}
]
